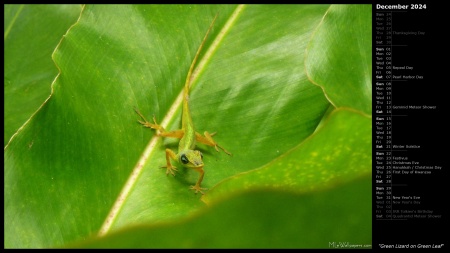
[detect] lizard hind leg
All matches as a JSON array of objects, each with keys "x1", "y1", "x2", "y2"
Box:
[
  {"x1": 195, "y1": 131, "x2": 232, "y2": 156},
  {"x1": 204, "y1": 131, "x2": 232, "y2": 155},
  {"x1": 190, "y1": 167, "x2": 207, "y2": 194}
]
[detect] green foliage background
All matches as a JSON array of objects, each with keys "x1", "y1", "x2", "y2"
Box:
[{"x1": 4, "y1": 4, "x2": 372, "y2": 248}]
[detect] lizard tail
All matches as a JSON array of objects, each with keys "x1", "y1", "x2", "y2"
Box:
[{"x1": 184, "y1": 13, "x2": 218, "y2": 97}]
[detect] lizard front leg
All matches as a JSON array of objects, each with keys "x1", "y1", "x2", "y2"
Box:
[
  {"x1": 190, "y1": 166, "x2": 206, "y2": 194},
  {"x1": 162, "y1": 148, "x2": 178, "y2": 176}
]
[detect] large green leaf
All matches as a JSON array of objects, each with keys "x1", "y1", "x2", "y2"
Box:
[
  {"x1": 4, "y1": 4, "x2": 372, "y2": 248},
  {"x1": 4, "y1": 4, "x2": 81, "y2": 146}
]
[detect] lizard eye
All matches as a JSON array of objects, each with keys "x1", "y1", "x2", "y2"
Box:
[{"x1": 180, "y1": 154, "x2": 189, "y2": 164}]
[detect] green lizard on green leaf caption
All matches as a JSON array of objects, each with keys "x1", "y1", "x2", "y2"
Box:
[{"x1": 135, "y1": 14, "x2": 231, "y2": 194}]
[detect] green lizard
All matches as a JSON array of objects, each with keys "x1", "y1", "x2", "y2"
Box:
[{"x1": 134, "y1": 14, "x2": 231, "y2": 194}]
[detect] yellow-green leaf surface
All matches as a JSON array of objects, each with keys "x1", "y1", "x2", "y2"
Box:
[
  {"x1": 4, "y1": 4, "x2": 372, "y2": 248},
  {"x1": 4, "y1": 4, "x2": 82, "y2": 146},
  {"x1": 306, "y1": 5, "x2": 372, "y2": 115},
  {"x1": 72, "y1": 176, "x2": 372, "y2": 248}
]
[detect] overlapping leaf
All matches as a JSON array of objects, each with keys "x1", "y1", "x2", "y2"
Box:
[
  {"x1": 72, "y1": 177, "x2": 372, "y2": 248},
  {"x1": 305, "y1": 5, "x2": 372, "y2": 115},
  {"x1": 4, "y1": 4, "x2": 81, "y2": 146}
]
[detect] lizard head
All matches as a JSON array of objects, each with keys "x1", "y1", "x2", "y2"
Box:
[{"x1": 179, "y1": 150, "x2": 204, "y2": 168}]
